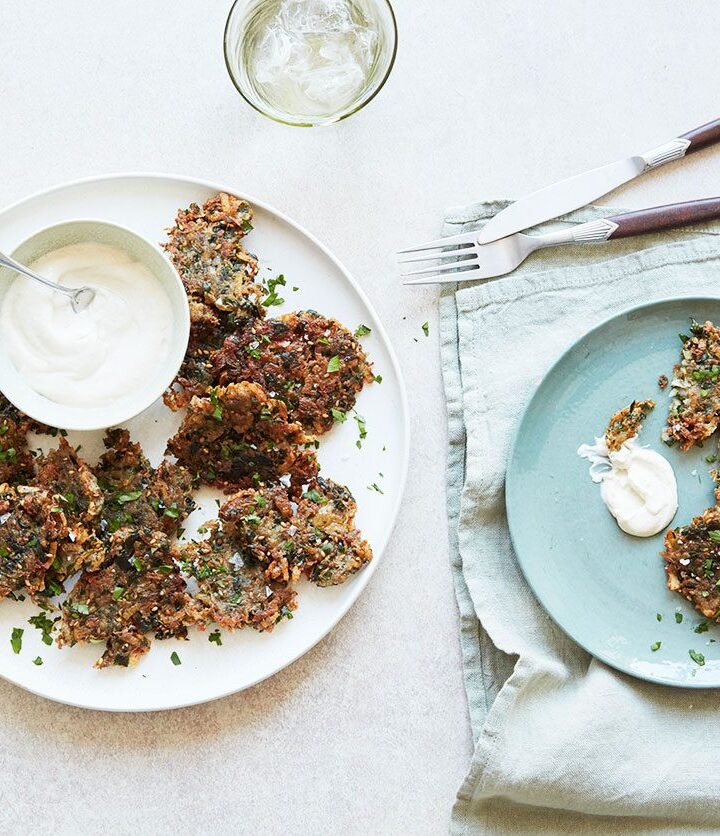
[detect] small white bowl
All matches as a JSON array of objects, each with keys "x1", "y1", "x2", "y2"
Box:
[{"x1": 0, "y1": 219, "x2": 190, "y2": 431}]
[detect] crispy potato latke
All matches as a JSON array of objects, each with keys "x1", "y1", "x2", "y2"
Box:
[
  {"x1": 163, "y1": 193, "x2": 265, "y2": 410},
  {"x1": 58, "y1": 529, "x2": 198, "y2": 668},
  {"x1": 604, "y1": 399, "x2": 655, "y2": 453},
  {"x1": 166, "y1": 381, "x2": 318, "y2": 492},
  {"x1": 664, "y1": 320, "x2": 720, "y2": 450},
  {"x1": 211, "y1": 311, "x2": 374, "y2": 434},
  {"x1": 664, "y1": 505, "x2": 720, "y2": 620}
]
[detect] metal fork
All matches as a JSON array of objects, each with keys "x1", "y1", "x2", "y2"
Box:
[{"x1": 398, "y1": 197, "x2": 720, "y2": 285}]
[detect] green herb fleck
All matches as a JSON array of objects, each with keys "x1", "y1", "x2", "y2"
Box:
[
  {"x1": 131, "y1": 557, "x2": 142, "y2": 572},
  {"x1": 112, "y1": 586, "x2": 125, "y2": 600},
  {"x1": 651, "y1": 641, "x2": 662, "y2": 652},
  {"x1": 10, "y1": 627, "x2": 22, "y2": 654},
  {"x1": 32, "y1": 656, "x2": 42, "y2": 666},
  {"x1": 373, "y1": 374, "x2": 383, "y2": 384},
  {"x1": 421, "y1": 321, "x2": 429, "y2": 337},
  {"x1": 675, "y1": 611, "x2": 684, "y2": 624},
  {"x1": 262, "y1": 274, "x2": 286, "y2": 307},
  {"x1": 656, "y1": 613, "x2": 662, "y2": 622},
  {"x1": 209, "y1": 630, "x2": 222, "y2": 646},
  {"x1": 71, "y1": 602, "x2": 90, "y2": 615},
  {"x1": 354, "y1": 324, "x2": 372, "y2": 338},
  {"x1": 354, "y1": 412, "x2": 367, "y2": 448},
  {"x1": 331, "y1": 408, "x2": 346, "y2": 423},
  {"x1": 368, "y1": 482, "x2": 384, "y2": 494},
  {"x1": 707, "y1": 455, "x2": 718, "y2": 464},
  {"x1": 210, "y1": 388, "x2": 223, "y2": 422},
  {"x1": 689, "y1": 649, "x2": 706, "y2": 666},
  {"x1": 709, "y1": 531, "x2": 720, "y2": 543},
  {"x1": 170, "y1": 651, "x2": 181, "y2": 666},
  {"x1": 303, "y1": 488, "x2": 326, "y2": 504},
  {"x1": 117, "y1": 490, "x2": 142, "y2": 505},
  {"x1": 164, "y1": 504, "x2": 180, "y2": 519},
  {"x1": 695, "y1": 622, "x2": 709, "y2": 634},
  {"x1": 327, "y1": 355, "x2": 341, "y2": 373}
]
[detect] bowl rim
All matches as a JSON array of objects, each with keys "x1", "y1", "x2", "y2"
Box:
[
  {"x1": 0, "y1": 218, "x2": 190, "y2": 432},
  {"x1": 222, "y1": 0, "x2": 398, "y2": 127}
]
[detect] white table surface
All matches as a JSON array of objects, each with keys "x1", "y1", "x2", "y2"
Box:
[{"x1": 2, "y1": 2, "x2": 720, "y2": 833}]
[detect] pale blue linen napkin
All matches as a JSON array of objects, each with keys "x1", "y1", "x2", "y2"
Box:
[{"x1": 440, "y1": 202, "x2": 720, "y2": 835}]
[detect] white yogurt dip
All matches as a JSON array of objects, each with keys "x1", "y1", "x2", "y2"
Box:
[
  {"x1": 1, "y1": 242, "x2": 173, "y2": 407},
  {"x1": 578, "y1": 436, "x2": 678, "y2": 537}
]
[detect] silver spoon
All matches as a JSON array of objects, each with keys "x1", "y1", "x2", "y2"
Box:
[{"x1": 0, "y1": 250, "x2": 96, "y2": 312}]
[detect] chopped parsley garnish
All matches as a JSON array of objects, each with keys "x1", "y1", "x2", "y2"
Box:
[
  {"x1": 650, "y1": 641, "x2": 661, "y2": 652},
  {"x1": 695, "y1": 622, "x2": 709, "y2": 633},
  {"x1": 689, "y1": 649, "x2": 706, "y2": 666},
  {"x1": 209, "y1": 630, "x2": 222, "y2": 646},
  {"x1": 421, "y1": 321, "x2": 429, "y2": 337},
  {"x1": 262, "y1": 274, "x2": 286, "y2": 307},
  {"x1": 112, "y1": 586, "x2": 125, "y2": 600},
  {"x1": 709, "y1": 531, "x2": 720, "y2": 543},
  {"x1": 331, "y1": 408, "x2": 346, "y2": 423},
  {"x1": 707, "y1": 454, "x2": 718, "y2": 464},
  {"x1": 131, "y1": 557, "x2": 142, "y2": 572},
  {"x1": 71, "y1": 602, "x2": 90, "y2": 615},
  {"x1": 353, "y1": 412, "x2": 367, "y2": 448},
  {"x1": 10, "y1": 627, "x2": 23, "y2": 654},
  {"x1": 210, "y1": 388, "x2": 223, "y2": 421},
  {"x1": 32, "y1": 656, "x2": 43, "y2": 666},
  {"x1": 327, "y1": 355, "x2": 341, "y2": 373},
  {"x1": 373, "y1": 374, "x2": 383, "y2": 384},
  {"x1": 354, "y1": 324, "x2": 372, "y2": 338},
  {"x1": 279, "y1": 605, "x2": 294, "y2": 621},
  {"x1": 656, "y1": 613, "x2": 662, "y2": 622},
  {"x1": 675, "y1": 612, "x2": 684, "y2": 624},
  {"x1": 170, "y1": 651, "x2": 181, "y2": 666},
  {"x1": 303, "y1": 488, "x2": 326, "y2": 504},
  {"x1": 368, "y1": 482, "x2": 384, "y2": 494},
  {"x1": 28, "y1": 612, "x2": 57, "y2": 646},
  {"x1": 117, "y1": 490, "x2": 142, "y2": 505},
  {"x1": 164, "y1": 504, "x2": 180, "y2": 519}
]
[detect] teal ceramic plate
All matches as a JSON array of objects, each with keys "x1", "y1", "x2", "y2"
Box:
[{"x1": 506, "y1": 297, "x2": 720, "y2": 688}]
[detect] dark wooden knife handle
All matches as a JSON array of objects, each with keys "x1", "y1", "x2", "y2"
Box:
[
  {"x1": 607, "y1": 197, "x2": 720, "y2": 239},
  {"x1": 680, "y1": 118, "x2": 720, "y2": 154}
]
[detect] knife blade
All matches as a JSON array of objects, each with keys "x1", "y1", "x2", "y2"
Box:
[{"x1": 476, "y1": 118, "x2": 720, "y2": 245}]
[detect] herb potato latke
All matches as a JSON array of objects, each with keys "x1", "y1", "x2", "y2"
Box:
[{"x1": 0, "y1": 192, "x2": 375, "y2": 667}]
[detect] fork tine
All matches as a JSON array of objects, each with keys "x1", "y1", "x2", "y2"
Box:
[
  {"x1": 398, "y1": 249, "x2": 479, "y2": 266},
  {"x1": 400, "y1": 259, "x2": 481, "y2": 279},
  {"x1": 396, "y1": 229, "x2": 477, "y2": 255}
]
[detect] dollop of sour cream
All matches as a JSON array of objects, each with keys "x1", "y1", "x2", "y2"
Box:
[
  {"x1": 1, "y1": 243, "x2": 173, "y2": 407},
  {"x1": 578, "y1": 436, "x2": 678, "y2": 537}
]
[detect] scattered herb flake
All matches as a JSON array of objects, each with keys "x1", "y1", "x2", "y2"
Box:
[
  {"x1": 32, "y1": 656, "x2": 43, "y2": 666},
  {"x1": 675, "y1": 612, "x2": 684, "y2": 624},
  {"x1": 354, "y1": 324, "x2": 372, "y2": 338},
  {"x1": 112, "y1": 586, "x2": 125, "y2": 600},
  {"x1": 10, "y1": 627, "x2": 23, "y2": 654},
  {"x1": 709, "y1": 531, "x2": 720, "y2": 543},
  {"x1": 656, "y1": 613, "x2": 662, "y2": 622},
  {"x1": 651, "y1": 641, "x2": 661, "y2": 652},
  {"x1": 695, "y1": 622, "x2": 709, "y2": 634},
  {"x1": 368, "y1": 482, "x2": 384, "y2": 494},
  {"x1": 331, "y1": 408, "x2": 346, "y2": 423},
  {"x1": 71, "y1": 602, "x2": 90, "y2": 615},
  {"x1": 327, "y1": 355, "x2": 341, "y2": 373},
  {"x1": 707, "y1": 454, "x2": 718, "y2": 464},
  {"x1": 421, "y1": 321, "x2": 429, "y2": 337},
  {"x1": 117, "y1": 490, "x2": 142, "y2": 505},
  {"x1": 689, "y1": 649, "x2": 706, "y2": 666},
  {"x1": 209, "y1": 630, "x2": 222, "y2": 646},
  {"x1": 170, "y1": 651, "x2": 181, "y2": 666},
  {"x1": 262, "y1": 274, "x2": 286, "y2": 307}
]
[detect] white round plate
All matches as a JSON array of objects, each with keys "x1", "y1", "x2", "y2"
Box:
[{"x1": 0, "y1": 174, "x2": 409, "y2": 711}]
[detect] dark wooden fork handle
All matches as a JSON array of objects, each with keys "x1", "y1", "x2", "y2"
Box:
[{"x1": 607, "y1": 197, "x2": 720, "y2": 239}]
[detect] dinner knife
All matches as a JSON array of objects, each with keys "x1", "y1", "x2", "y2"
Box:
[{"x1": 477, "y1": 117, "x2": 720, "y2": 245}]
